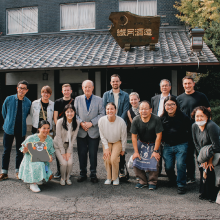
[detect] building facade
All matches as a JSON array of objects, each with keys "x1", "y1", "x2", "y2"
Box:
[{"x1": 0, "y1": 0, "x2": 219, "y2": 127}]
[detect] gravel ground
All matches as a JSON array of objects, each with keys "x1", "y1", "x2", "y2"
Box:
[{"x1": 0, "y1": 146, "x2": 220, "y2": 220}]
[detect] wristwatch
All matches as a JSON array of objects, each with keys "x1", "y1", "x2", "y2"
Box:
[{"x1": 153, "y1": 150, "x2": 159, "y2": 153}]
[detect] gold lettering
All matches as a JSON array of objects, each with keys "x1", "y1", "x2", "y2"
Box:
[
  {"x1": 135, "y1": 28, "x2": 144, "y2": 36},
  {"x1": 127, "y1": 29, "x2": 134, "y2": 36},
  {"x1": 117, "y1": 29, "x2": 127, "y2": 36},
  {"x1": 144, "y1": 29, "x2": 152, "y2": 36}
]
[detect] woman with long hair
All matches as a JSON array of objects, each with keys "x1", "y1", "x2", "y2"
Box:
[
  {"x1": 19, "y1": 120, "x2": 55, "y2": 193},
  {"x1": 160, "y1": 96, "x2": 191, "y2": 194},
  {"x1": 53, "y1": 104, "x2": 79, "y2": 186}
]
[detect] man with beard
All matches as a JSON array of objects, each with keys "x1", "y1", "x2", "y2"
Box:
[{"x1": 103, "y1": 74, "x2": 129, "y2": 178}]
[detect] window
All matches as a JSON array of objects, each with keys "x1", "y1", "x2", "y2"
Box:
[
  {"x1": 119, "y1": 0, "x2": 157, "y2": 16},
  {"x1": 7, "y1": 7, "x2": 38, "y2": 35},
  {"x1": 60, "y1": 2, "x2": 95, "y2": 30}
]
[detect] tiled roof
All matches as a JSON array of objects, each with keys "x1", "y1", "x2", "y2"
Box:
[{"x1": 0, "y1": 28, "x2": 219, "y2": 71}]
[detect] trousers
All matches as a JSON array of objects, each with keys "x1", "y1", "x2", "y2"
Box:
[
  {"x1": 2, "y1": 132, "x2": 25, "y2": 174},
  {"x1": 55, "y1": 143, "x2": 73, "y2": 181},
  {"x1": 103, "y1": 141, "x2": 122, "y2": 181},
  {"x1": 77, "y1": 135, "x2": 100, "y2": 178},
  {"x1": 163, "y1": 142, "x2": 188, "y2": 187},
  {"x1": 134, "y1": 160, "x2": 160, "y2": 186}
]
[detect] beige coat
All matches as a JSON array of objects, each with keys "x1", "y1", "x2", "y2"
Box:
[{"x1": 53, "y1": 118, "x2": 80, "y2": 154}]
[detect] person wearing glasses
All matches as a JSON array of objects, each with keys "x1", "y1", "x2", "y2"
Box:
[
  {"x1": 0, "y1": 80, "x2": 31, "y2": 181},
  {"x1": 131, "y1": 101, "x2": 163, "y2": 190},
  {"x1": 151, "y1": 79, "x2": 176, "y2": 175},
  {"x1": 160, "y1": 96, "x2": 191, "y2": 194},
  {"x1": 30, "y1": 86, "x2": 54, "y2": 135}
]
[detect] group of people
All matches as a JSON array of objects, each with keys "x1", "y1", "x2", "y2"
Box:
[{"x1": 0, "y1": 74, "x2": 220, "y2": 203}]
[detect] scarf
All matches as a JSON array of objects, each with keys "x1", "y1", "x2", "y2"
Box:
[{"x1": 132, "y1": 106, "x2": 139, "y2": 116}]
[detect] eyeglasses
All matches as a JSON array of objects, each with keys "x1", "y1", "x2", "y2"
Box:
[
  {"x1": 140, "y1": 108, "x2": 151, "y2": 111},
  {"x1": 42, "y1": 91, "x2": 50, "y2": 94},
  {"x1": 165, "y1": 103, "x2": 176, "y2": 107},
  {"x1": 18, "y1": 87, "x2": 27, "y2": 91}
]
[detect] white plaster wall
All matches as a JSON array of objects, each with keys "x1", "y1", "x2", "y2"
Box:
[
  {"x1": 6, "y1": 70, "x2": 55, "y2": 100},
  {"x1": 6, "y1": 70, "x2": 55, "y2": 126},
  {"x1": 60, "y1": 69, "x2": 88, "y2": 84}
]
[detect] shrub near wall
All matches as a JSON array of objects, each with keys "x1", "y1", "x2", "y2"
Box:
[{"x1": 211, "y1": 106, "x2": 220, "y2": 127}]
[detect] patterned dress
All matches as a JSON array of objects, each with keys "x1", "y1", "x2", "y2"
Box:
[{"x1": 18, "y1": 134, "x2": 55, "y2": 183}]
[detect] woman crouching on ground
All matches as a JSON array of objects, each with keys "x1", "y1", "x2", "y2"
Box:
[
  {"x1": 53, "y1": 104, "x2": 79, "y2": 186},
  {"x1": 98, "y1": 102, "x2": 127, "y2": 185},
  {"x1": 19, "y1": 120, "x2": 55, "y2": 193},
  {"x1": 191, "y1": 106, "x2": 220, "y2": 202}
]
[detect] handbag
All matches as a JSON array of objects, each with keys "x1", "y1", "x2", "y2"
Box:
[{"x1": 119, "y1": 159, "x2": 130, "y2": 182}]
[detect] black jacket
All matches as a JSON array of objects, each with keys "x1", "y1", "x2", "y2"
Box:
[{"x1": 151, "y1": 94, "x2": 176, "y2": 115}]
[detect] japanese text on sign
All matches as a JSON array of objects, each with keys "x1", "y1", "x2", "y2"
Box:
[{"x1": 117, "y1": 28, "x2": 152, "y2": 37}]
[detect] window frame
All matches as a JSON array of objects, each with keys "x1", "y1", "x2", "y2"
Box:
[
  {"x1": 60, "y1": 2, "x2": 96, "y2": 31},
  {"x1": 119, "y1": 0, "x2": 157, "y2": 16},
  {"x1": 6, "y1": 6, "x2": 38, "y2": 35}
]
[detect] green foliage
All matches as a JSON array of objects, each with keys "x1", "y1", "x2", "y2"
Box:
[
  {"x1": 204, "y1": 21, "x2": 220, "y2": 59},
  {"x1": 209, "y1": 99, "x2": 220, "y2": 108},
  {"x1": 211, "y1": 106, "x2": 220, "y2": 126},
  {"x1": 174, "y1": 0, "x2": 220, "y2": 60},
  {"x1": 195, "y1": 71, "x2": 220, "y2": 101}
]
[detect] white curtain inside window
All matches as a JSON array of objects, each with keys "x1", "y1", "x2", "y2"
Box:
[
  {"x1": 61, "y1": 3, "x2": 95, "y2": 30},
  {"x1": 119, "y1": 1, "x2": 157, "y2": 16},
  {"x1": 7, "y1": 7, "x2": 38, "y2": 34}
]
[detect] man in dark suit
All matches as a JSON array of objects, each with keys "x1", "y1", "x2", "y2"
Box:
[
  {"x1": 151, "y1": 79, "x2": 174, "y2": 116},
  {"x1": 151, "y1": 79, "x2": 175, "y2": 176}
]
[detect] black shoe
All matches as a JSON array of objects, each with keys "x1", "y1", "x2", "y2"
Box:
[
  {"x1": 77, "y1": 176, "x2": 87, "y2": 182},
  {"x1": 54, "y1": 171, "x2": 61, "y2": 179},
  {"x1": 91, "y1": 177, "x2": 99, "y2": 183},
  {"x1": 209, "y1": 199, "x2": 215, "y2": 203},
  {"x1": 177, "y1": 187, "x2": 186, "y2": 194}
]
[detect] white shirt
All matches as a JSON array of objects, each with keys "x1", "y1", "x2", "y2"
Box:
[
  {"x1": 98, "y1": 115, "x2": 127, "y2": 151},
  {"x1": 113, "y1": 92, "x2": 119, "y2": 114},
  {"x1": 157, "y1": 93, "x2": 170, "y2": 117}
]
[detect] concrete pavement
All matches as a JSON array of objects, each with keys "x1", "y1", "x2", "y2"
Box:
[{"x1": 0, "y1": 142, "x2": 220, "y2": 219}]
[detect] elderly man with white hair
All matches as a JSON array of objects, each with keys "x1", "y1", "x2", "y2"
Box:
[{"x1": 74, "y1": 80, "x2": 105, "y2": 183}]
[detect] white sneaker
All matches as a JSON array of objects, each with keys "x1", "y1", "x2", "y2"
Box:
[
  {"x1": 60, "y1": 179, "x2": 65, "y2": 186},
  {"x1": 104, "y1": 179, "x2": 112, "y2": 185},
  {"x1": 30, "y1": 184, "x2": 41, "y2": 193},
  {"x1": 113, "y1": 177, "x2": 119, "y2": 185},
  {"x1": 37, "y1": 181, "x2": 43, "y2": 185},
  {"x1": 66, "y1": 179, "x2": 72, "y2": 185}
]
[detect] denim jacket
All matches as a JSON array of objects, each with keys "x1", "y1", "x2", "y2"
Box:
[
  {"x1": 30, "y1": 98, "x2": 54, "y2": 131},
  {"x1": 2, "y1": 94, "x2": 31, "y2": 136},
  {"x1": 103, "y1": 89, "x2": 129, "y2": 123}
]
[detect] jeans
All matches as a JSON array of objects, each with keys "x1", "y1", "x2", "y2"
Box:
[
  {"x1": 77, "y1": 135, "x2": 100, "y2": 178},
  {"x1": 2, "y1": 132, "x2": 25, "y2": 174},
  {"x1": 163, "y1": 142, "x2": 188, "y2": 187}
]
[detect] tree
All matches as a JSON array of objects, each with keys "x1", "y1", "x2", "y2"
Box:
[{"x1": 174, "y1": 0, "x2": 220, "y2": 60}]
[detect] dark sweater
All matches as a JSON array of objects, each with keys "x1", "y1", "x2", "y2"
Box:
[
  {"x1": 192, "y1": 120, "x2": 220, "y2": 157},
  {"x1": 160, "y1": 110, "x2": 191, "y2": 146}
]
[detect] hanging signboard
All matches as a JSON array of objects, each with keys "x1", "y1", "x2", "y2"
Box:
[{"x1": 109, "y1": 12, "x2": 160, "y2": 51}]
